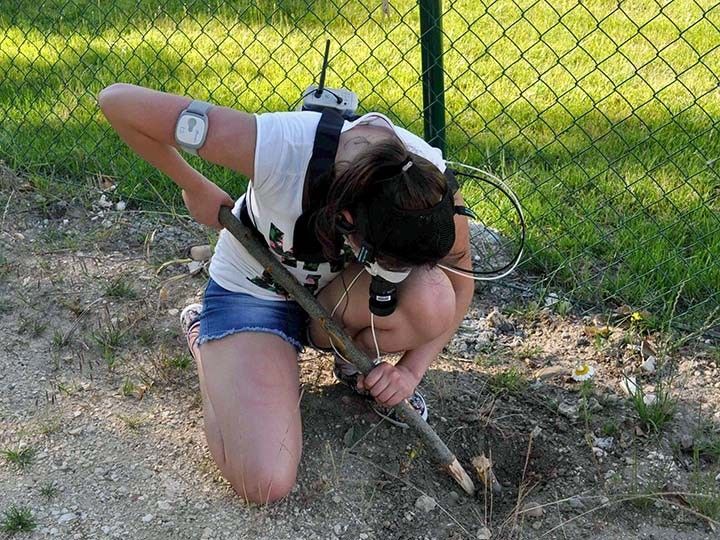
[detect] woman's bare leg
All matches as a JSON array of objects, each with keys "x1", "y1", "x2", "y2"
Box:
[{"x1": 186, "y1": 329, "x2": 302, "y2": 504}]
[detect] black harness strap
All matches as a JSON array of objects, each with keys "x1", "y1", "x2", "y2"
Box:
[
  {"x1": 292, "y1": 109, "x2": 346, "y2": 261},
  {"x1": 302, "y1": 109, "x2": 346, "y2": 209}
]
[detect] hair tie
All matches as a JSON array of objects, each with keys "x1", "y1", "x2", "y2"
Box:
[{"x1": 401, "y1": 159, "x2": 413, "y2": 172}]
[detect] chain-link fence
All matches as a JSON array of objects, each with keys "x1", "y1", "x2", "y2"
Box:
[{"x1": 1, "y1": 0, "x2": 718, "y2": 333}]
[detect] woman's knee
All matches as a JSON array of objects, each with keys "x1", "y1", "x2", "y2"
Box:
[
  {"x1": 399, "y1": 266, "x2": 455, "y2": 339},
  {"x1": 222, "y1": 453, "x2": 299, "y2": 504}
]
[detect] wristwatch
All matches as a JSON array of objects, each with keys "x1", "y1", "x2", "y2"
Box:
[{"x1": 175, "y1": 100, "x2": 213, "y2": 155}]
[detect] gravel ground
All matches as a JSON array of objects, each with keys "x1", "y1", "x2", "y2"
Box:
[{"x1": 1, "y1": 169, "x2": 719, "y2": 539}]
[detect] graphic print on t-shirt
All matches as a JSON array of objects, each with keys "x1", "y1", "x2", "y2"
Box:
[
  {"x1": 248, "y1": 269, "x2": 288, "y2": 296},
  {"x1": 247, "y1": 221, "x2": 327, "y2": 294},
  {"x1": 268, "y1": 223, "x2": 298, "y2": 267}
]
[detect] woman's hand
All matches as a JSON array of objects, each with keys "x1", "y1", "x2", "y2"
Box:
[
  {"x1": 357, "y1": 362, "x2": 420, "y2": 408},
  {"x1": 182, "y1": 180, "x2": 235, "y2": 229}
]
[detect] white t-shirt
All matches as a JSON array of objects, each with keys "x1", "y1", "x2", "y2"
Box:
[{"x1": 209, "y1": 111, "x2": 446, "y2": 300}]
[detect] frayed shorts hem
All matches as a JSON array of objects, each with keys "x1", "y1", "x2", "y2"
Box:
[{"x1": 197, "y1": 327, "x2": 303, "y2": 353}]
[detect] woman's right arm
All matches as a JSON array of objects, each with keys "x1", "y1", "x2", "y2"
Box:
[{"x1": 97, "y1": 83, "x2": 256, "y2": 229}]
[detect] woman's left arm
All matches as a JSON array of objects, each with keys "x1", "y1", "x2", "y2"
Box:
[{"x1": 396, "y1": 192, "x2": 474, "y2": 382}]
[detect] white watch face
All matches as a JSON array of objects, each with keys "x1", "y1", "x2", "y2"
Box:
[{"x1": 176, "y1": 113, "x2": 207, "y2": 147}]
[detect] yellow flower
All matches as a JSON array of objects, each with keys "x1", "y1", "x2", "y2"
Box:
[
  {"x1": 631, "y1": 311, "x2": 644, "y2": 322},
  {"x1": 572, "y1": 364, "x2": 595, "y2": 382}
]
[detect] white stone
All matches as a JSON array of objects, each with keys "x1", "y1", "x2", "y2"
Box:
[
  {"x1": 115, "y1": 201, "x2": 126, "y2": 211},
  {"x1": 58, "y1": 513, "x2": 76, "y2": 524},
  {"x1": 619, "y1": 375, "x2": 638, "y2": 396},
  {"x1": 476, "y1": 526, "x2": 492, "y2": 539},
  {"x1": 157, "y1": 500, "x2": 171, "y2": 511},
  {"x1": 643, "y1": 393, "x2": 657, "y2": 406},
  {"x1": 641, "y1": 355, "x2": 656, "y2": 373},
  {"x1": 414, "y1": 495, "x2": 437, "y2": 512},
  {"x1": 189, "y1": 245, "x2": 213, "y2": 261},
  {"x1": 141, "y1": 514, "x2": 154, "y2": 523}
]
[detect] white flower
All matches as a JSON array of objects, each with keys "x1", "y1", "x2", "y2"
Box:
[
  {"x1": 571, "y1": 364, "x2": 595, "y2": 381},
  {"x1": 115, "y1": 200, "x2": 126, "y2": 211}
]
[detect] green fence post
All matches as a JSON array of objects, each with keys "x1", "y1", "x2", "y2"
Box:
[{"x1": 418, "y1": 0, "x2": 446, "y2": 152}]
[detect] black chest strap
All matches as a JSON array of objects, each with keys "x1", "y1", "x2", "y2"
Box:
[{"x1": 293, "y1": 109, "x2": 346, "y2": 262}]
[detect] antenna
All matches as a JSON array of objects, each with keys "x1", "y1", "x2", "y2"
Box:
[{"x1": 314, "y1": 40, "x2": 331, "y2": 98}]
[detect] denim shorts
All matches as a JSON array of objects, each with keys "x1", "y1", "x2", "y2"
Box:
[{"x1": 197, "y1": 278, "x2": 309, "y2": 353}]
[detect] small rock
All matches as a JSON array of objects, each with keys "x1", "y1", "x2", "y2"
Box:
[
  {"x1": 476, "y1": 525, "x2": 492, "y2": 539},
  {"x1": 414, "y1": 495, "x2": 437, "y2": 513},
  {"x1": 115, "y1": 201, "x2": 126, "y2": 211},
  {"x1": 534, "y1": 366, "x2": 566, "y2": 381},
  {"x1": 544, "y1": 292, "x2": 560, "y2": 306},
  {"x1": 558, "y1": 402, "x2": 579, "y2": 421},
  {"x1": 190, "y1": 245, "x2": 213, "y2": 261},
  {"x1": 333, "y1": 524, "x2": 343, "y2": 535},
  {"x1": 58, "y1": 513, "x2": 76, "y2": 524},
  {"x1": 592, "y1": 447, "x2": 606, "y2": 458},
  {"x1": 568, "y1": 496, "x2": 585, "y2": 510},
  {"x1": 157, "y1": 500, "x2": 171, "y2": 511},
  {"x1": 187, "y1": 260, "x2": 204, "y2": 275},
  {"x1": 522, "y1": 501, "x2": 544, "y2": 518},
  {"x1": 141, "y1": 514, "x2": 154, "y2": 523},
  {"x1": 98, "y1": 194, "x2": 113, "y2": 208},
  {"x1": 643, "y1": 393, "x2": 657, "y2": 406},
  {"x1": 641, "y1": 355, "x2": 656, "y2": 373},
  {"x1": 486, "y1": 308, "x2": 513, "y2": 333},
  {"x1": 167, "y1": 308, "x2": 180, "y2": 316},
  {"x1": 619, "y1": 375, "x2": 638, "y2": 397},
  {"x1": 587, "y1": 397, "x2": 603, "y2": 413},
  {"x1": 593, "y1": 436, "x2": 614, "y2": 450}
]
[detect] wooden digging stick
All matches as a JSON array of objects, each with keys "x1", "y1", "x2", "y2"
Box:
[{"x1": 218, "y1": 206, "x2": 476, "y2": 495}]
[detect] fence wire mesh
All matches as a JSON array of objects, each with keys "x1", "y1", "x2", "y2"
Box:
[{"x1": 1, "y1": 0, "x2": 718, "y2": 332}]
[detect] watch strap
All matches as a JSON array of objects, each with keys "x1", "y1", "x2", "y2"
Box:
[
  {"x1": 187, "y1": 99, "x2": 213, "y2": 116},
  {"x1": 179, "y1": 100, "x2": 213, "y2": 155}
]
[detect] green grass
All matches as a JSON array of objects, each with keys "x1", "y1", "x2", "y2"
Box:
[
  {"x1": 628, "y1": 376, "x2": 677, "y2": 433},
  {"x1": 1, "y1": 0, "x2": 718, "y2": 327},
  {"x1": 1, "y1": 447, "x2": 35, "y2": 469},
  {"x1": 39, "y1": 482, "x2": 58, "y2": 500},
  {"x1": 0, "y1": 506, "x2": 36, "y2": 534},
  {"x1": 489, "y1": 366, "x2": 528, "y2": 394},
  {"x1": 104, "y1": 277, "x2": 137, "y2": 300}
]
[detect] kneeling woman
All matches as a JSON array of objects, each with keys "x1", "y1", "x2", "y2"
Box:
[{"x1": 98, "y1": 84, "x2": 473, "y2": 504}]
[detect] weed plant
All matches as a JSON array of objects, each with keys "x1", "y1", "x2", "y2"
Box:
[
  {"x1": 2, "y1": 447, "x2": 35, "y2": 469},
  {"x1": 628, "y1": 377, "x2": 676, "y2": 434},
  {"x1": 0, "y1": 506, "x2": 36, "y2": 534},
  {"x1": 489, "y1": 367, "x2": 527, "y2": 394}
]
